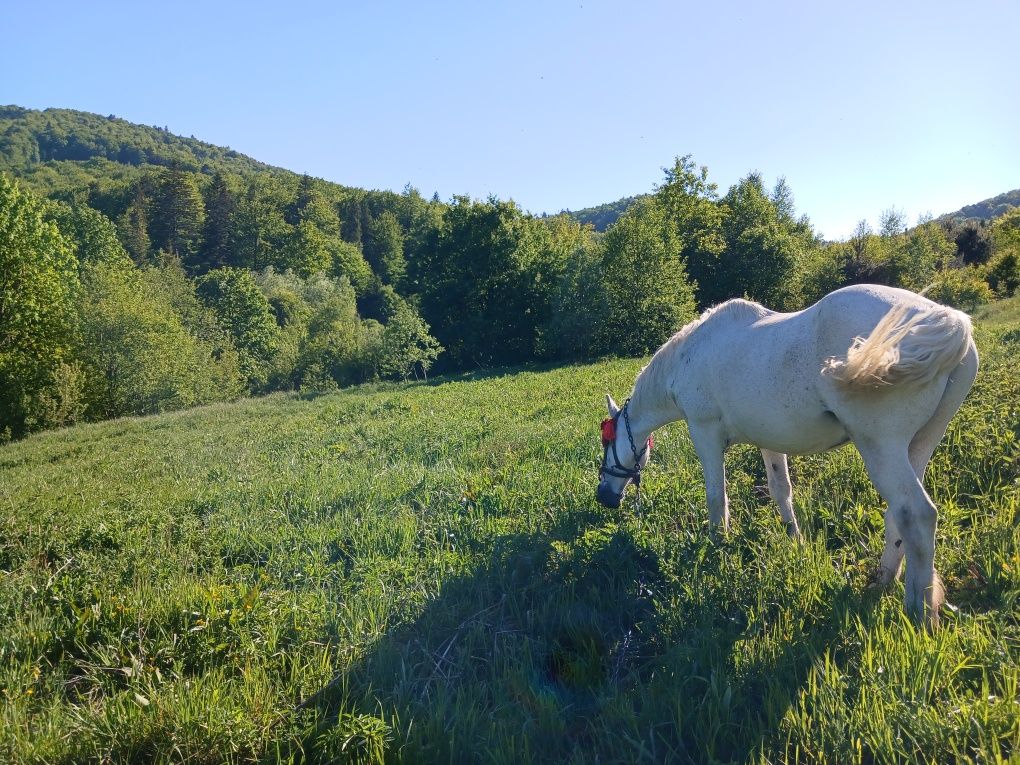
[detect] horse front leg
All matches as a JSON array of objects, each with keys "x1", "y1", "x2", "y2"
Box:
[
  {"x1": 761, "y1": 449, "x2": 801, "y2": 540},
  {"x1": 690, "y1": 422, "x2": 729, "y2": 533}
]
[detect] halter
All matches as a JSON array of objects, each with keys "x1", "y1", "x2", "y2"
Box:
[{"x1": 599, "y1": 399, "x2": 653, "y2": 486}]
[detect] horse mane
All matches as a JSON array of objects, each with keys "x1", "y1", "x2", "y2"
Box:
[{"x1": 631, "y1": 298, "x2": 771, "y2": 407}]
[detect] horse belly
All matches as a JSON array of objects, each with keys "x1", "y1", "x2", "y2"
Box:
[{"x1": 724, "y1": 399, "x2": 849, "y2": 454}]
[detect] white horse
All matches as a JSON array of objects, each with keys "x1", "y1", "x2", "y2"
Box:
[{"x1": 597, "y1": 284, "x2": 978, "y2": 627}]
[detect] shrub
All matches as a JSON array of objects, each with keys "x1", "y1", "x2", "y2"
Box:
[{"x1": 926, "y1": 266, "x2": 994, "y2": 312}]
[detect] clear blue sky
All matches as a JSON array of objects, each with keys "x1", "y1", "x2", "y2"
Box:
[{"x1": 4, "y1": 0, "x2": 1018, "y2": 239}]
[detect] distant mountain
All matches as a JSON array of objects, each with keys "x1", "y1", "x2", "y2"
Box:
[
  {"x1": 939, "y1": 188, "x2": 1020, "y2": 223},
  {"x1": 560, "y1": 195, "x2": 644, "y2": 232},
  {"x1": 0, "y1": 105, "x2": 294, "y2": 196},
  {"x1": 564, "y1": 185, "x2": 1020, "y2": 235}
]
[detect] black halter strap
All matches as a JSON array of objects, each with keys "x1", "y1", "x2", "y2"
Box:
[{"x1": 600, "y1": 399, "x2": 650, "y2": 485}]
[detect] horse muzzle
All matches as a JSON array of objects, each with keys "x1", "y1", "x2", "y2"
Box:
[{"x1": 596, "y1": 483, "x2": 624, "y2": 509}]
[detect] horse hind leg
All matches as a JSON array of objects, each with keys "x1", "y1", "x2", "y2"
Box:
[
  {"x1": 909, "y1": 345, "x2": 978, "y2": 481},
  {"x1": 857, "y1": 439, "x2": 944, "y2": 627},
  {"x1": 872, "y1": 348, "x2": 977, "y2": 592},
  {"x1": 873, "y1": 507, "x2": 905, "y2": 588},
  {"x1": 762, "y1": 449, "x2": 801, "y2": 540}
]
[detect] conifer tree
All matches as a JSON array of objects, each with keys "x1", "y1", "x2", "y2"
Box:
[
  {"x1": 340, "y1": 197, "x2": 366, "y2": 248},
  {"x1": 286, "y1": 174, "x2": 316, "y2": 226},
  {"x1": 149, "y1": 165, "x2": 205, "y2": 262},
  {"x1": 364, "y1": 210, "x2": 406, "y2": 286},
  {"x1": 116, "y1": 183, "x2": 151, "y2": 263},
  {"x1": 200, "y1": 171, "x2": 236, "y2": 271}
]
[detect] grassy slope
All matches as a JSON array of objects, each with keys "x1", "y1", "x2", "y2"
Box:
[{"x1": 1, "y1": 315, "x2": 1018, "y2": 763}]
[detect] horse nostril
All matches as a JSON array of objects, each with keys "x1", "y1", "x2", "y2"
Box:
[{"x1": 596, "y1": 484, "x2": 622, "y2": 509}]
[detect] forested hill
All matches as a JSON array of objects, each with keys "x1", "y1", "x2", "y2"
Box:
[
  {"x1": 560, "y1": 195, "x2": 643, "y2": 231},
  {"x1": 0, "y1": 105, "x2": 280, "y2": 191},
  {"x1": 567, "y1": 189, "x2": 1020, "y2": 234},
  {"x1": 940, "y1": 188, "x2": 1020, "y2": 223}
]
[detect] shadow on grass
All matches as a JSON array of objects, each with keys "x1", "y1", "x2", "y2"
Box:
[{"x1": 288, "y1": 514, "x2": 879, "y2": 764}]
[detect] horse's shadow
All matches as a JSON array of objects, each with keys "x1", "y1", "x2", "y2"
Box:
[{"x1": 287, "y1": 512, "x2": 877, "y2": 764}]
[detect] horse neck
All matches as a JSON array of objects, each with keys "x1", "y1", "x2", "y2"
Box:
[{"x1": 627, "y1": 343, "x2": 687, "y2": 437}]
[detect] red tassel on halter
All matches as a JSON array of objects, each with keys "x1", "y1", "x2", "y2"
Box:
[{"x1": 600, "y1": 418, "x2": 616, "y2": 447}]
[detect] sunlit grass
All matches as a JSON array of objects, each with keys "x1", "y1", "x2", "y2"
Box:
[{"x1": 1, "y1": 320, "x2": 1018, "y2": 763}]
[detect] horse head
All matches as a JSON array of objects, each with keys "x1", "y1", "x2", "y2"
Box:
[{"x1": 596, "y1": 394, "x2": 651, "y2": 508}]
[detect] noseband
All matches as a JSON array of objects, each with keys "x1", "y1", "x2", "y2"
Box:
[{"x1": 600, "y1": 399, "x2": 653, "y2": 486}]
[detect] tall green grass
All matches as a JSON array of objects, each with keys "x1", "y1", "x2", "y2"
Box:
[{"x1": 1, "y1": 319, "x2": 1018, "y2": 763}]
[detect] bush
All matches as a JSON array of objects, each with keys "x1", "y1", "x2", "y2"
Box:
[
  {"x1": 0, "y1": 174, "x2": 77, "y2": 438},
  {"x1": 76, "y1": 262, "x2": 244, "y2": 418},
  {"x1": 925, "y1": 266, "x2": 994, "y2": 312},
  {"x1": 196, "y1": 267, "x2": 280, "y2": 391},
  {"x1": 983, "y1": 247, "x2": 1020, "y2": 297}
]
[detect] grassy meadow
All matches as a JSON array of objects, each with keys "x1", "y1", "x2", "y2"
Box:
[{"x1": 1, "y1": 300, "x2": 1019, "y2": 764}]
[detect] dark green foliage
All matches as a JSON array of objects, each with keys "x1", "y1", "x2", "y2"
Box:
[
  {"x1": 654, "y1": 155, "x2": 728, "y2": 306},
  {"x1": 116, "y1": 182, "x2": 151, "y2": 263},
  {"x1": 340, "y1": 197, "x2": 368, "y2": 248},
  {"x1": 5, "y1": 104, "x2": 1020, "y2": 446},
  {"x1": 198, "y1": 171, "x2": 237, "y2": 271},
  {"x1": 228, "y1": 175, "x2": 292, "y2": 271},
  {"x1": 149, "y1": 165, "x2": 205, "y2": 260},
  {"x1": 364, "y1": 211, "x2": 407, "y2": 287},
  {"x1": 717, "y1": 173, "x2": 801, "y2": 309},
  {"x1": 548, "y1": 198, "x2": 697, "y2": 358},
  {"x1": 0, "y1": 105, "x2": 272, "y2": 183},
  {"x1": 946, "y1": 218, "x2": 992, "y2": 265},
  {"x1": 416, "y1": 196, "x2": 572, "y2": 368},
  {"x1": 598, "y1": 200, "x2": 699, "y2": 354}
]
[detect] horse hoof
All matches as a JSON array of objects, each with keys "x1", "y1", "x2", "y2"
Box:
[{"x1": 866, "y1": 566, "x2": 897, "y2": 590}]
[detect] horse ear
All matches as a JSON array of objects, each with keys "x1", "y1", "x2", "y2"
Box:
[{"x1": 606, "y1": 394, "x2": 620, "y2": 417}]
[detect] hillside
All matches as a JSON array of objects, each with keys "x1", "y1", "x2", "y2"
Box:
[
  {"x1": 0, "y1": 105, "x2": 284, "y2": 194},
  {"x1": 570, "y1": 189, "x2": 1020, "y2": 234},
  {"x1": 940, "y1": 188, "x2": 1020, "y2": 223},
  {"x1": 561, "y1": 194, "x2": 644, "y2": 231},
  {"x1": 1, "y1": 308, "x2": 1018, "y2": 762}
]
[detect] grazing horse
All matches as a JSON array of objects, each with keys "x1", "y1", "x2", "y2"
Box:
[{"x1": 596, "y1": 284, "x2": 978, "y2": 627}]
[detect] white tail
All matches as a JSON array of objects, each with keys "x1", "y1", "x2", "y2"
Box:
[{"x1": 825, "y1": 303, "x2": 973, "y2": 388}]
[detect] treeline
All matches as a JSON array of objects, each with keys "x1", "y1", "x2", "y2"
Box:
[
  {"x1": 0, "y1": 174, "x2": 442, "y2": 440},
  {"x1": 3, "y1": 106, "x2": 1020, "y2": 440}
]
